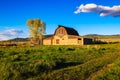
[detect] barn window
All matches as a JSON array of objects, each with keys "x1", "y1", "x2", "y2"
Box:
[
  {"x1": 56, "y1": 39, "x2": 59, "y2": 44},
  {"x1": 78, "y1": 38, "x2": 81, "y2": 44},
  {"x1": 78, "y1": 38, "x2": 81, "y2": 40},
  {"x1": 59, "y1": 29, "x2": 64, "y2": 34}
]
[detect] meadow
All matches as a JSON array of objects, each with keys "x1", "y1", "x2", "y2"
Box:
[
  {"x1": 85, "y1": 35, "x2": 120, "y2": 43},
  {"x1": 0, "y1": 44, "x2": 120, "y2": 80}
]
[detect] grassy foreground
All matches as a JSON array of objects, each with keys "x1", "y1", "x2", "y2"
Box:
[{"x1": 0, "y1": 44, "x2": 120, "y2": 80}]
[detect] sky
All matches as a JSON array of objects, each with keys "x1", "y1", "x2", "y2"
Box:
[{"x1": 0, "y1": 0, "x2": 120, "y2": 40}]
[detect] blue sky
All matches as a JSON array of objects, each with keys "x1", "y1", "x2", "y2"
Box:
[{"x1": 0, "y1": 0, "x2": 120, "y2": 40}]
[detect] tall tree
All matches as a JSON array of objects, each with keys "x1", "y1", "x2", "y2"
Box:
[{"x1": 27, "y1": 19, "x2": 45, "y2": 45}]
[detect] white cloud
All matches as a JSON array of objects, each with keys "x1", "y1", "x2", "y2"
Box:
[
  {"x1": 74, "y1": 3, "x2": 120, "y2": 17},
  {"x1": 5, "y1": 29, "x2": 23, "y2": 36},
  {"x1": 0, "y1": 33, "x2": 9, "y2": 41},
  {"x1": 0, "y1": 29, "x2": 23, "y2": 41}
]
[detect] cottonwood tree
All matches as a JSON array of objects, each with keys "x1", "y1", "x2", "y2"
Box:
[{"x1": 27, "y1": 19, "x2": 46, "y2": 45}]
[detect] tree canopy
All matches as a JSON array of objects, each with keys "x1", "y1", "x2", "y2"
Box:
[{"x1": 27, "y1": 19, "x2": 46, "y2": 45}]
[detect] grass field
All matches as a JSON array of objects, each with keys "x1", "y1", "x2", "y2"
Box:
[
  {"x1": 0, "y1": 44, "x2": 120, "y2": 80},
  {"x1": 85, "y1": 35, "x2": 120, "y2": 43}
]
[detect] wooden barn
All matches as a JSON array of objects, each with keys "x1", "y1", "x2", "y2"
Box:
[{"x1": 43, "y1": 25, "x2": 92, "y2": 45}]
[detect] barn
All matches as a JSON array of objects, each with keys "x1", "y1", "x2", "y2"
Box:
[{"x1": 43, "y1": 25, "x2": 92, "y2": 45}]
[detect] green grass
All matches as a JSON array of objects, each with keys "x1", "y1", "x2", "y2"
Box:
[{"x1": 0, "y1": 44, "x2": 120, "y2": 80}]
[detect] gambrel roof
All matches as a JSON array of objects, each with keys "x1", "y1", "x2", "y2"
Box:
[{"x1": 56, "y1": 25, "x2": 79, "y2": 36}]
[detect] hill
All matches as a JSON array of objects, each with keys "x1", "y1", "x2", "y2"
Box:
[
  {"x1": 1, "y1": 34, "x2": 53, "y2": 42},
  {"x1": 8, "y1": 38, "x2": 29, "y2": 41}
]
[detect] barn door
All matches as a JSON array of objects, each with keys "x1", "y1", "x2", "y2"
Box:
[{"x1": 56, "y1": 39, "x2": 59, "y2": 44}]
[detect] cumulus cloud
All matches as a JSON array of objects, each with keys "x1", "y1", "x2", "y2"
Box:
[
  {"x1": 74, "y1": 3, "x2": 120, "y2": 17},
  {"x1": 0, "y1": 29, "x2": 23, "y2": 41}
]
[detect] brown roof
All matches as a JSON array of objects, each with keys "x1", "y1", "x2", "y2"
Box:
[
  {"x1": 43, "y1": 36, "x2": 53, "y2": 40},
  {"x1": 58, "y1": 25, "x2": 79, "y2": 36}
]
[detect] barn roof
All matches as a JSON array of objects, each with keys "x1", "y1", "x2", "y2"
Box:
[{"x1": 58, "y1": 25, "x2": 79, "y2": 36}]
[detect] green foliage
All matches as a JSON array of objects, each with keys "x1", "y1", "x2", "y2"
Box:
[
  {"x1": 91, "y1": 58, "x2": 120, "y2": 80},
  {"x1": 0, "y1": 44, "x2": 120, "y2": 80},
  {"x1": 26, "y1": 19, "x2": 46, "y2": 45}
]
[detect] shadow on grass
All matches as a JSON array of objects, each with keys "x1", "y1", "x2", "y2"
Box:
[{"x1": 53, "y1": 62, "x2": 81, "y2": 70}]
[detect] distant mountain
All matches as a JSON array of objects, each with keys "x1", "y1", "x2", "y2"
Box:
[
  {"x1": 8, "y1": 38, "x2": 29, "y2": 42},
  {"x1": 5, "y1": 34, "x2": 53, "y2": 42},
  {"x1": 85, "y1": 34, "x2": 102, "y2": 36},
  {"x1": 85, "y1": 34, "x2": 120, "y2": 36}
]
